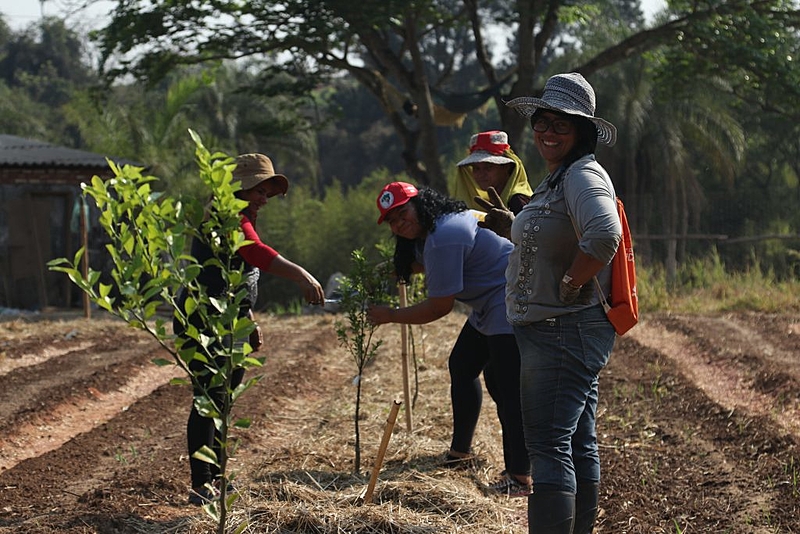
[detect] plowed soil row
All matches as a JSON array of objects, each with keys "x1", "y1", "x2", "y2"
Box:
[{"x1": 0, "y1": 311, "x2": 797, "y2": 533}]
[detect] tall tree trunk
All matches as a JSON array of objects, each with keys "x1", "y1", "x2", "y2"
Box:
[{"x1": 405, "y1": 13, "x2": 445, "y2": 192}]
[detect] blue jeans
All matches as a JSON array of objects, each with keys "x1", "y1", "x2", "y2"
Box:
[{"x1": 513, "y1": 305, "x2": 615, "y2": 494}]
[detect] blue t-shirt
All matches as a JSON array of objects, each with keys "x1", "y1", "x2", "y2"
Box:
[{"x1": 419, "y1": 210, "x2": 513, "y2": 335}]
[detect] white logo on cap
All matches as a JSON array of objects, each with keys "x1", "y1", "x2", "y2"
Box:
[{"x1": 379, "y1": 191, "x2": 395, "y2": 210}]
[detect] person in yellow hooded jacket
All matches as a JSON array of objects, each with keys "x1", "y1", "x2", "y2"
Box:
[{"x1": 453, "y1": 130, "x2": 532, "y2": 215}]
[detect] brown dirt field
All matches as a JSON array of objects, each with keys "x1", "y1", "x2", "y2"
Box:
[{"x1": 0, "y1": 310, "x2": 798, "y2": 533}]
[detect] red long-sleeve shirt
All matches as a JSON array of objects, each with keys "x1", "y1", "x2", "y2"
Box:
[{"x1": 238, "y1": 215, "x2": 279, "y2": 271}]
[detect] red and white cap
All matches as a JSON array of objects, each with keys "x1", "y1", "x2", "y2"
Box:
[
  {"x1": 376, "y1": 181, "x2": 419, "y2": 224},
  {"x1": 456, "y1": 130, "x2": 515, "y2": 167}
]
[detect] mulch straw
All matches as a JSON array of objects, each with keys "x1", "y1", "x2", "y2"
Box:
[{"x1": 178, "y1": 313, "x2": 527, "y2": 533}]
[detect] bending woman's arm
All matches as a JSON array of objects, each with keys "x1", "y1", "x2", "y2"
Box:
[
  {"x1": 367, "y1": 295, "x2": 455, "y2": 326},
  {"x1": 238, "y1": 215, "x2": 324, "y2": 304}
]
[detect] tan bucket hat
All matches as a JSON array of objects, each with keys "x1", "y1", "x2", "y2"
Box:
[{"x1": 233, "y1": 153, "x2": 289, "y2": 194}]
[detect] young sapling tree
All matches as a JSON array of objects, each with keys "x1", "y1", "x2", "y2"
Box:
[
  {"x1": 48, "y1": 131, "x2": 262, "y2": 534},
  {"x1": 334, "y1": 247, "x2": 394, "y2": 474}
]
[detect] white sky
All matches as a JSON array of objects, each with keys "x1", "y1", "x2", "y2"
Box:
[
  {"x1": 0, "y1": 0, "x2": 669, "y2": 31},
  {"x1": 0, "y1": 0, "x2": 116, "y2": 30}
]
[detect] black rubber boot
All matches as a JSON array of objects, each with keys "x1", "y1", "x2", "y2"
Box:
[
  {"x1": 573, "y1": 481, "x2": 600, "y2": 534},
  {"x1": 527, "y1": 490, "x2": 575, "y2": 534}
]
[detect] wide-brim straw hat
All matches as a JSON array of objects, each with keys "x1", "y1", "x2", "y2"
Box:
[
  {"x1": 457, "y1": 130, "x2": 515, "y2": 167},
  {"x1": 506, "y1": 73, "x2": 617, "y2": 147},
  {"x1": 233, "y1": 153, "x2": 289, "y2": 194}
]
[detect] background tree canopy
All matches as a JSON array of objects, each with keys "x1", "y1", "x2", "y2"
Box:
[{"x1": 1, "y1": 0, "x2": 798, "y2": 306}]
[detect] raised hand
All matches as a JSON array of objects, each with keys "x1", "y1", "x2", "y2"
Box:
[{"x1": 474, "y1": 186, "x2": 514, "y2": 239}]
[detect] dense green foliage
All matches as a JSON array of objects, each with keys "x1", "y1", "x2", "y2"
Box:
[
  {"x1": 1, "y1": 1, "x2": 798, "y2": 308},
  {"x1": 48, "y1": 135, "x2": 263, "y2": 533}
]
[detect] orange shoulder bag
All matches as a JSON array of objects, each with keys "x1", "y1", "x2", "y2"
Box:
[{"x1": 571, "y1": 197, "x2": 639, "y2": 336}]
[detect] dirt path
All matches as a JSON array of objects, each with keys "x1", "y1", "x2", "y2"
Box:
[
  {"x1": 0, "y1": 333, "x2": 181, "y2": 471},
  {"x1": 0, "y1": 311, "x2": 797, "y2": 533},
  {"x1": 629, "y1": 313, "x2": 800, "y2": 440},
  {"x1": 604, "y1": 312, "x2": 800, "y2": 533}
]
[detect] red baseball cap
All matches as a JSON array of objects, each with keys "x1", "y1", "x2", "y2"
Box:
[{"x1": 376, "y1": 181, "x2": 419, "y2": 224}]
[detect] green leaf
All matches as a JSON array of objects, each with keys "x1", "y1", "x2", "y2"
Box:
[
  {"x1": 99, "y1": 283, "x2": 112, "y2": 298},
  {"x1": 151, "y1": 358, "x2": 173, "y2": 367},
  {"x1": 224, "y1": 492, "x2": 239, "y2": 508},
  {"x1": 209, "y1": 297, "x2": 226, "y2": 313},
  {"x1": 232, "y1": 316, "x2": 254, "y2": 339},
  {"x1": 233, "y1": 417, "x2": 251, "y2": 429},
  {"x1": 192, "y1": 445, "x2": 218, "y2": 465},
  {"x1": 97, "y1": 296, "x2": 115, "y2": 312},
  {"x1": 194, "y1": 394, "x2": 220, "y2": 418},
  {"x1": 202, "y1": 500, "x2": 220, "y2": 521},
  {"x1": 143, "y1": 300, "x2": 160, "y2": 319},
  {"x1": 46, "y1": 257, "x2": 71, "y2": 268},
  {"x1": 184, "y1": 296, "x2": 197, "y2": 316},
  {"x1": 243, "y1": 356, "x2": 264, "y2": 367}
]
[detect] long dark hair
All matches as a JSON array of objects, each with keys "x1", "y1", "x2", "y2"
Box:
[
  {"x1": 394, "y1": 187, "x2": 467, "y2": 283},
  {"x1": 532, "y1": 109, "x2": 598, "y2": 187}
]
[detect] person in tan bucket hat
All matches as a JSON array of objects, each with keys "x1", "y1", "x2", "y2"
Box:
[
  {"x1": 174, "y1": 152, "x2": 324, "y2": 505},
  {"x1": 233, "y1": 153, "x2": 289, "y2": 195}
]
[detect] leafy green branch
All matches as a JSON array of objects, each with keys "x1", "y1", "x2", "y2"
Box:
[
  {"x1": 48, "y1": 131, "x2": 261, "y2": 534},
  {"x1": 334, "y1": 247, "x2": 394, "y2": 474}
]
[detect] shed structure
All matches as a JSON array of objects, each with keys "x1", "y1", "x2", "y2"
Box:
[{"x1": 0, "y1": 134, "x2": 138, "y2": 310}]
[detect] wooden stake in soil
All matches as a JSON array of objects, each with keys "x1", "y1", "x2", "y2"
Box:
[
  {"x1": 399, "y1": 284, "x2": 413, "y2": 431},
  {"x1": 362, "y1": 399, "x2": 402, "y2": 504},
  {"x1": 79, "y1": 196, "x2": 91, "y2": 319}
]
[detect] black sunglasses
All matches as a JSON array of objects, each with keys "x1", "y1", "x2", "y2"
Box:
[{"x1": 531, "y1": 116, "x2": 573, "y2": 135}]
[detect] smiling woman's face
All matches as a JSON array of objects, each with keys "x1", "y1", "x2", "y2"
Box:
[
  {"x1": 383, "y1": 201, "x2": 424, "y2": 240},
  {"x1": 533, "y1": 112, "x2": 577, "y2": 172}
]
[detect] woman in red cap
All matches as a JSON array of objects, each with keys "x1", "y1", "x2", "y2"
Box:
[
  {"x1": 174, "y1": 153, "x2": 324, "y2": 505},
  {"x1": 369, "y1": 182, "x2": 531, "y2": 497}
]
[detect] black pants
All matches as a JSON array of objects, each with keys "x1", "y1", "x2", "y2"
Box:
[
  {"x1": 448, "y1": 320, "x2": 529, "y2": 477},
  {"x1": 174, "y1": 313, "x2": 246, "y2": 488},
  {"x1": 186, "y1": 357, "x2": 245, "y2": 488}
]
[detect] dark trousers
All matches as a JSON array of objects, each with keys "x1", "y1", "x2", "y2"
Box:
[
  {"x1": 449, "y1": 320, "x2": 530, "y2": 476},
  {"x1": 187, "y1": 359, "x2": 245, "y2": 488},
  {"x1": 174, "y1": 313, "x2": 247, "y2": 489}
]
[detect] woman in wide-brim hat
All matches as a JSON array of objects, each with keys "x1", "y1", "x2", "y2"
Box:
[
  {"x1": 453, "y1": 129, "x2": 532, "y2": 215},
  {"x1": 478, "y1": 72, "x2": 622, "y2": 534}
]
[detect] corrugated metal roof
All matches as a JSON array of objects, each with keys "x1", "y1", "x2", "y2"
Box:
[{"x1": 0, "y1": 134, "x2": 141, "y2": 168}]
